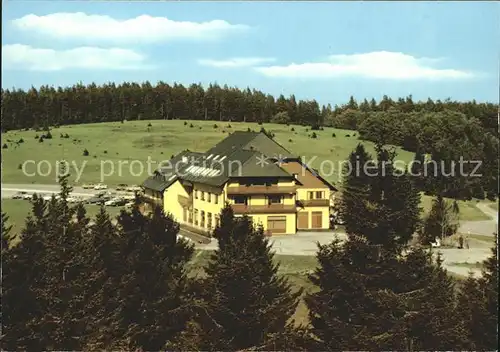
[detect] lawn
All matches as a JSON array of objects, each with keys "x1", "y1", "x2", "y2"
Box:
[
  {"x1": 489, "y1": 203, "x2": 498, "y2": 211},
  {"x1": 1, "y1": 199, "x2": 123, "y2": 243},
  {"x1": 419, "y1": 194, "x2": 490, "y2": 221},
  {"x1": 1, "y1": 120, "x2": 415, "y2": 187}
]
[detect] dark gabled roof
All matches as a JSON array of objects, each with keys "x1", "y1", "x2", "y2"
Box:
[
  {"x1": 206, "y1": 131, "x2": 259, "y2": 156},
  {"x1": 243, "y1": 133, "x2": 296, "y2": 160},
  {"x1": 142, "y1": 131, "x2": 333, "y2": 191}
]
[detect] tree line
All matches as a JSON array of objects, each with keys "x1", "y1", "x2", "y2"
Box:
[{"x1": 2, "y1": 144, "x2": 497, "y2": 351}]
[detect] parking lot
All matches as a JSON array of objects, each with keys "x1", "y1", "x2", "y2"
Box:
[{"x1": 3, "y1": 183, "x2": 140, "y2": 208}]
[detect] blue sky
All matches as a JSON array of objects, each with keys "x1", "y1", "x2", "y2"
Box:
[{"x1": 2, "y1": 1, "x2": 498, "y2": 105}]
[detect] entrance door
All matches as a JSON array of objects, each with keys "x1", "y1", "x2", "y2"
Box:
[
  {"x1": 297, "y1": 212, "x2": 309, "y2": 229},
  {"x1": 311, "y1": 211, "x2": 322, "y2": 229},
  {"x1": 267, "y1": 216, "x2": 287, "y2": 235}
]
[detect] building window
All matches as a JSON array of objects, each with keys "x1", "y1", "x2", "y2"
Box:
[
  {"x1": 308, "y1": 191, "x2": 314, "y2": 200},
  {"x1": 207, "y1": 192, "x2": 211, "y2": 203},
  {"x1": 194, "y1": 209, "x2": 199, "y2": 226},
  {"x1": 207, "y1": 212, "x2": 212, "y2": 229},
  {"x1": 195, "y1": 191, "x2": 199, "y2": 199},
  {"x1": 215, "y1": 214, "x2": 220, "y2": 227},
  {"x1": 316, "y1": 191, "x2": 323, "y2": 199},
  {"x1": 200, "y1": 211, "x2": 205, "y2": 228},
  {"x1": 201, "y1": 191, "x2": 205, "y2": 201},
  {"x1": 268, "y1": 195, "x2": 283, "y2": 204},
  {"x1": 233, "y1": 196, "x2": 247, "y2": 205},
  {"x1": 188, "y1": 210, "x2": 193, "y2": 224},
  {"x1": 183, "y1": 207, "x2": 187, "y2": 222},
  {"x1": 214, "y1": 194, "x2": 218, "y2": 204}
]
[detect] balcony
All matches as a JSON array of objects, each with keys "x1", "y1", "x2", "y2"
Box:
[
  {"x1": 231, "y1": 203, "x2": 296, "y2": 214},
  {"x1": 227, "y1": 185, "x2": 296, "y2": 195},
  {"x1": 142, "y1": 194, "x2": 162, "y2": 206},
  {"x1": 178, "y1": 194, "x2": 193, "y2": 208},
  {"x1": 297, "y1": 199, "x2": 330, "y2": 207}
]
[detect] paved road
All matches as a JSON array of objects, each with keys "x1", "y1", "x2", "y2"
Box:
[{"x1": 458, "y1": 202, "x2": 498, "y2": 237}]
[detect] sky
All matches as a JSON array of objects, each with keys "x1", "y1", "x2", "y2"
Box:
[{"x1": 2, "y1": 1, "x2": 499, "y2": 105}]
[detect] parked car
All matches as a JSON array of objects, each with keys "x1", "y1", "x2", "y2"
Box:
[
  {"x1": 116, "y1": 183, "x2": 128, "y2": 191},
  {"x1": 94, "y1": 183, "x2": 108, "y2": 190},
  {"x1": 126, "y1": 185, "x2": 141, "y2": 192},
  {"x1": 11, "y1": 191, "x2": 27, "y2": 199},
  {"x1": 82, "y1": 183, "x2": 95, "y2": 189},
  {"x1": 67, "y1": 196, "x2": 79, "y2": 203},
  {"x1": 22, "y1": 193, "x2": 34, "y2": 200},
  {"x1": 87, "y1": 196, "x2": 104, "y2": 205}
]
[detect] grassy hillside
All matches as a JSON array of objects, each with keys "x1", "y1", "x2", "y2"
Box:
[{"x1": 1, "y1": 120, "x2": 415, "y2": 186}]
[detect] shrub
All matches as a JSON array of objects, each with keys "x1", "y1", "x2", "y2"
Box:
[
  {"x1": 93, "y1": 155, "x2": 97, "y2": 158},
  {"x1": 24, "y1": 127, "x2": 30, "y2": 131},
  {"x1": 147, "y1": 123, "x2": 152, "y2": 127},
  {"x1": 184, "y1": 121, "x2": 188, "y2": 126},
  {"x1": 213, "y1": 124, "x2": 218, "y2": 129},
  {"x1": 311, "y1": 132, "x2": 318, "y2": 139},
  {"x1": 60, "y1": 133, "x2": 64, "y2": 138},
  {"x1": 305, "y1": 129, "x2": 309, "y2": 132},
  {"x1": 190, "y1": 124, "x2": 194, "y2": 128},
  {"x1": 35, "y1": 134, "x2": 39, "y2": 139},
  {"x1": 2, "y1": 143, "x2": 7, "y2": 149},
  {"x1": 345, "y1": 134, "x2": 350, "y2": 137},
  {"x1": 227, "y1": 124, "x2": 232, "y2": 128},
  {"x1": 18, "y1": 138, "x2": 24, "y2": 143},
  {"x1": 65, "y1": 133, "x2": 70, "y2": 138},
  {"x1": 121, "y1": 120, "x2": 124, "y2": 124},
  {"x1": 222, "y1": 130, "x2": 226, "y2": 133},
  {"x1": 160, "y1": 151, "x2": 163, "y2": 154},
  {"x1": 103, "y1": 150, "x2": 108, "y2": 154},
  {"x1": 311, "y1": 124, "x2": 321, "y2": 131},
  {"x1": 332, "y1": 133, "x2": 336, "y2": 137},
  {"x1": 247, "y1": 127, "x2": 252, "y2": 132},
  {"x1": 171, "y1": 154, "x2": 174, "y2": 159},
  {"x1": 258, "y1": 121, "x2": 263, "y2": 125},
  {"x1": 291, "y1": 127, "x2": 295, "y2": 132},
  {"x1": 83, "y1": 148, "x2": 89, "y2": 156},
  {"x1": 44, "y1": 131, "x2": 52, "y2": 139},
  {"x1": 39, "y1": 137, "x2": 44, "y2": 143},
  {"x1": 199, "y1": 127, "x2": 202, "y2": 130},
  {"x1": 18, "y1": 163, "x2": 22, "y2": 169},
  {"x1": 288, "y1": 139, "x2": 293, "y2": 142}
]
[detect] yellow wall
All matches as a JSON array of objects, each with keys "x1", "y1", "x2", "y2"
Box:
[
  {"x1": 236, "y1": 213, "x2": 297, "y2": 235},
  {"x1": 296, "y1": 187, "x2": 330, "y2": 201},
  {"x1": 297, "y1": 206, "x2": 329, "y2": 230},
  {"x1": 163, "y1": 180, "x2": 189, "y2": 221},
  {"x1": 191, "y1": 182, "x2": 225, "y2": 230}
]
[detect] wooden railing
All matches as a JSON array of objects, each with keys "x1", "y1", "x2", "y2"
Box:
[{"x1": 231, "y1": 203, "x2": 296, "y2": 214}]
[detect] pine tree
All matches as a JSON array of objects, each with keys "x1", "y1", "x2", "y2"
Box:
[
  {"x1": 306, "y1": 236, "x2": 405, "y2": 351},
  {"x1": 419, "y1": 194, "x2": 459, "y2": 245},
  {"x1": 398, "y1": 251, "x2": 468, "y2": 350},
  {"x1": 111, "y1": 204, "x2": 195, "y2": 351},
  {"x1": 198, "y1": 205, "x2": 302, "y2": 351},
  {"x1": 1, "y1": 212, "x2": 13, "y2": 252}
]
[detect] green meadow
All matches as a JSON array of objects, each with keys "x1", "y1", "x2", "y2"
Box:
[{"x1": 1, "y1": 119, "x2": 414, "y2": 187}]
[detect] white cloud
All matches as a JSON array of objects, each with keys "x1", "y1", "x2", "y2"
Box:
[
  {"x1": 255, "y1": 51, "x2": 474, "y2": 80},
  {"x1": 198, "y1": 57, "x2": 276, "y2": 68},
  {"x1": 2, "y1": 44, "x2": 150, "y2": 71},
  {"x1": 12, "y1": 12, "x2": 249, "y2": 43}
]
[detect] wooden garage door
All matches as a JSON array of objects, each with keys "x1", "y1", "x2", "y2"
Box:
[
  {"x1": 297, "y1": 212, "x2": 309, "y2": 229},
  {"x1": 267, "y1": 216, "x2": 287, "y2": 235},
  {"x1": 311, "y1": 211, "x2": 322, "y2": 229}
]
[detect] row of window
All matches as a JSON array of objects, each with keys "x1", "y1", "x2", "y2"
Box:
[
  {"x1": 232, "y1": 195, "x2": 284, "y2": 206},
  {"x1": 194, "y1": 190, "x2": 219, "y2": 204},
  {"x1": 308, "y1": 191, "x2": 325, "y2": 200},
  {"x1": 184, "y1": 208, "x2": 220, "y2": 229}
]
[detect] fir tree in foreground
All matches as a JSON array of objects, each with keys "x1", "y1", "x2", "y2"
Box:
[
  {"x1": 196, "y1": 205, "x2": 302, "y2": 351},
  {"x1": 419, "y1": 194, "x2": 459, "y2": 245},
  {"x1": 457, "y1": 234, "x2": 498, "y2": 351},
  {"x1": 1, "y1": 173, "x2": 88, "y2": 350},
  {"x1": 340, "y1": 143, "x2": 421, "y2": 252}
]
